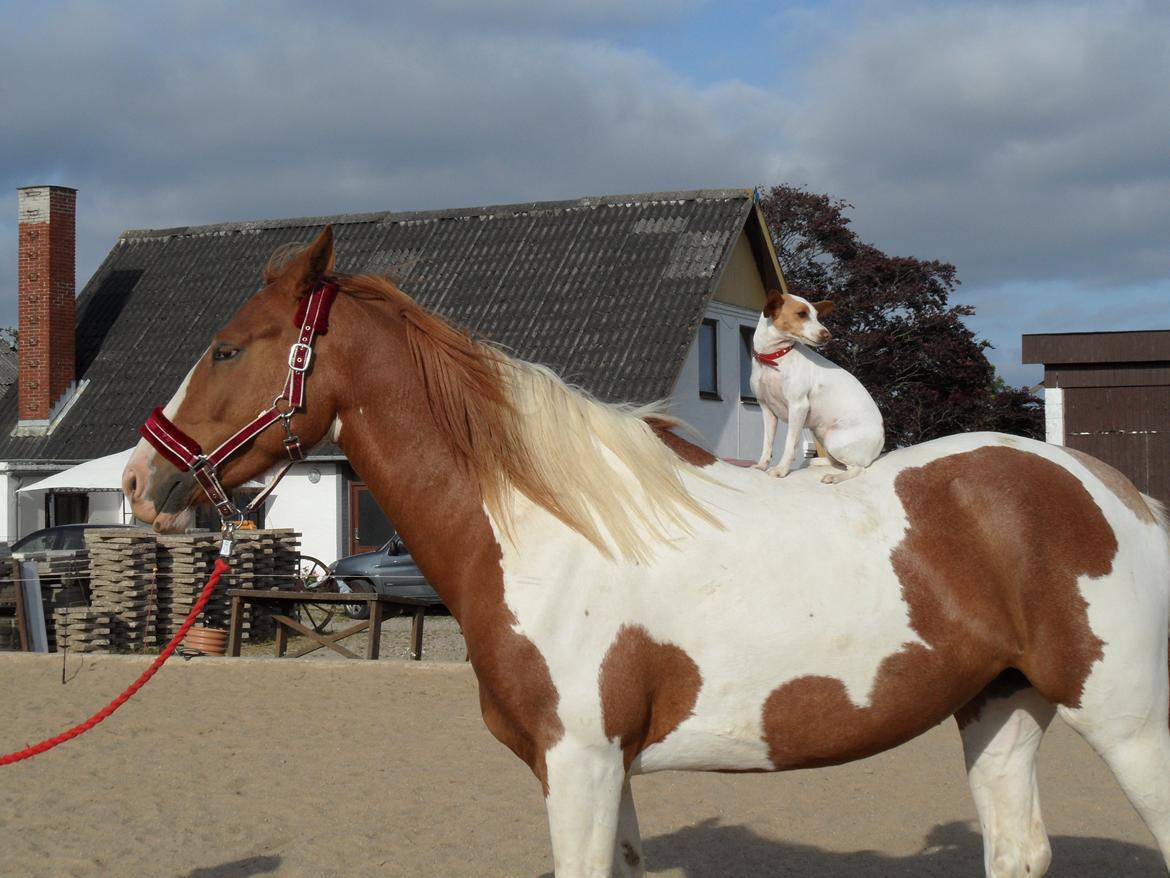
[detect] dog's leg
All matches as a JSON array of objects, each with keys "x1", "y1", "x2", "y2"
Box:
[
  {"x1": 822, "y1": 465, "x2": 865, "y2": 484},
  {"x1": 768, "y1": 402, "x2": 807, "y2": 478},
  {"x1": 754, "y1": 406, "x2": 779, "y2": 470}
]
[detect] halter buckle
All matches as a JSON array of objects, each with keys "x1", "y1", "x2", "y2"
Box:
[{"x1": 289, "y1": 343, "x2": 313, "y2": 373}]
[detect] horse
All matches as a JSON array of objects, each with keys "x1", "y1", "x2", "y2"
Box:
[{"x1": 123, "y1": 226, "x2": 1170, "y2": 878}]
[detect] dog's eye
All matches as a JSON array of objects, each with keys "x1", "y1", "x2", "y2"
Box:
[
  {"x1": 212, "y1": 343, "x2": 242, "y2": 362},
  {"x1": 798, "y1": 311, "x2": 808, "y2": 318}
]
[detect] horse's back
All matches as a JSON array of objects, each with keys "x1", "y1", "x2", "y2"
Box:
[{"x1": 495, "y1": 432, "x2": 1170, "y2": 774}]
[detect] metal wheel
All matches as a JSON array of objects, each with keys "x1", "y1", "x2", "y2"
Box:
[
  {"x1": 337, "y1": 578, "x2": 375, "y2": 620},
  {"x1": 292, "y1": 554, "x2": 335, "y2": 633}
]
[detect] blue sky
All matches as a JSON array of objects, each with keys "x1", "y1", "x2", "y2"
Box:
[{"x1": 2, "y1": 0, "x2": 1167, "y2": 387}]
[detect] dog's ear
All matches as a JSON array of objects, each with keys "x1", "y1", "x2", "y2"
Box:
[
  {"x1": 813, "y1": 300, "x2": 835, "y2": 318},
  {"x1": 763, "y1": 289, "x2": 785, "y2": 318}
]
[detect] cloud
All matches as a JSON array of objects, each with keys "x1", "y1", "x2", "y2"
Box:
[
  {"x1": 776, "y1": 0, "x2": 1170, "y2": 291},
  {"x1": 0, "y1": 1, "x2": 786, "y2": 325},
  {"x1": 1, "y1": 0, "x2": 1165, "y2": 389}
]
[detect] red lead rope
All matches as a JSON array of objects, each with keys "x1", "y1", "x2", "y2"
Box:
[{"x1": 0, "y1": 558, "x2": 232, "y2": 767}]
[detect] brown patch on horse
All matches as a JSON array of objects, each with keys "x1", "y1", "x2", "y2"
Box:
[
  {"x1": 643, "y1": 417, "x2": 717, "y2": 467},
  {"x1": 761, "y1": 446, "x2": 1114, "y2": 769},
  {"x1": 1063, "y1": 447, "x2": 1157, "y2": 524},
  {"x1": 600, "y1": 624, "x2": 702, "y2": 771},
  {"x1": 305, "y1": 287, "x2": 566, "y2": 794}
]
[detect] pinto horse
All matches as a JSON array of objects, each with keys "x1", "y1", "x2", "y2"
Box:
[{"x1": 123, "y1": 227, "x2": 1170, "y2": 878}]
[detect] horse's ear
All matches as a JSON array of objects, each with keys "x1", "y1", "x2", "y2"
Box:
[
  {"x1": 267, "y1": 225, "x2": 335, "y2": 296},
  {"x1": 813, "y1": 299, "x2": 835, "y2": 318},
  {"x1": 763, "y1": 289, "x2": 785, "y2": 318}
]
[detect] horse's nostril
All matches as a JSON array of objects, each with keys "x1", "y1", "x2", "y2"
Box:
[{"x1": 122, "y1": 469, "x2": 139, "y2": 500}]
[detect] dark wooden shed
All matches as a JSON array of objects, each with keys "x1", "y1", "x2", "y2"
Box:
[{"x1": 1022, "y1": 330, "x2": 1170, "y2": 505}]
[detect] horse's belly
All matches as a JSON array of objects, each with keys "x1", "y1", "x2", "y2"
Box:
[{"x1": 633, "y1": 659, "x2": 980, "y2": 774}]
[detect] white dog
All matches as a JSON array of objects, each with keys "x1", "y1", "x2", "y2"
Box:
[{"x1": 750, "y1": 290, "x2": 885, "y2": 484}]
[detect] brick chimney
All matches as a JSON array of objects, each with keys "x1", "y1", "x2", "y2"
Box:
[{"x1": 17, "y1": 185, "x2": 77, "y2": 433}]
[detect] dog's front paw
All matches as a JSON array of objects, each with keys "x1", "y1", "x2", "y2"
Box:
[
  {"x1": 751, "y1": 461, "x2": 769, "y2": 471},
  {"x1": 822, "y1": 467, "x2": 863, "y2": 485},
  {"x1": 767, "y1": 463, "x2": 791, "y2": 478}
]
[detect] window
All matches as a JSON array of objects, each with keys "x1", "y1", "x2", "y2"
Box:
[
  {"x1": 698, "y1": 319, "x2": 720, "y2": 399},
  {"x1": 740, "y1": 325, "x2": 757, "y2": 402}
]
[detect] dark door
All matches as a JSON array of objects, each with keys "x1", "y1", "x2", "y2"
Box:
[{"x1": 348, "y1": 483, "x2": 395, "y2": 555}]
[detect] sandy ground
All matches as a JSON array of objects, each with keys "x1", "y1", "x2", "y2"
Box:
[{"x1": 0, "y1": 648, "x2": 1164, "y2": 878}]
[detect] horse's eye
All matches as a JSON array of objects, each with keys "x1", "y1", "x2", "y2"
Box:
[{"x1": 212, "y1": 344, "x2": 242, "y2": 362}]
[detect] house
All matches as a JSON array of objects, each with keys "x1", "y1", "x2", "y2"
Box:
[
  {"x1": 1022, "y1": 329, "x2": 1170, "y2": 505},
  {"x1": 1, "y1": 186, "x2": 793, "y2": 562}
]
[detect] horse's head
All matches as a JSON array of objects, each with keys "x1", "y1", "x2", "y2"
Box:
[{"x1": 122, "y1": 226, "x2": 342, "y2": 532}]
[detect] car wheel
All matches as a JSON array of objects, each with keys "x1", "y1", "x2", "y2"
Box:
[{"x1": 337, "y1": 578, "x2": 374, "y2": 619}]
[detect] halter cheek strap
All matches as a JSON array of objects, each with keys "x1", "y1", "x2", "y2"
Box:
[{"x1": 138, "y1": 280, "x2": 339, "y2": 533}]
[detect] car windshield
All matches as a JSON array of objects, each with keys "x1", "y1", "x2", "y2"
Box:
[{"x1": 15, "y1": 533, "x2": 54, "y2": 552}]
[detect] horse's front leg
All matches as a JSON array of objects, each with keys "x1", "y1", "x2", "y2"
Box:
[{"x1": 544, "y1": 738, "x2": 627, "y2": 877}]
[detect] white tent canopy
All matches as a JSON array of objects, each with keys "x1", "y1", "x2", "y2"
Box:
[
  {"x1": 17, "y1": 449, "x2": 134, "y2": 494},
  {"x1": 17, "y1": 448, "x2": 268, "y2": 494}
]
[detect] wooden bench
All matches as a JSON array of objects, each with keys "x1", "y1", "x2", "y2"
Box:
[{"x1": 225, "y1": 588, "x2": 443, "y2": 660}]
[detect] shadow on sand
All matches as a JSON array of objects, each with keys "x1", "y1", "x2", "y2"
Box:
[
  {"x1": 182, "y1": 854, "x2": 281, "y2": 878},
  {"x1": 542, "y1": 819, "x2": 1161, "y2": 877}
]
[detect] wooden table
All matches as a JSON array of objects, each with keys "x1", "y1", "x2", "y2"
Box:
[{"x1": 225, "y1": 589, "x2": 443, "y2": 660}]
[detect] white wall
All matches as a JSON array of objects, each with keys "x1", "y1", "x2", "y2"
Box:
[
  {"x1": 672, "y1": 302, "x2": 766, "y2": 461},
  {"x1": 1043, "y1": 386, "x2": 1065, "y2": 445},
  {"x1": 263, "y1": 461, "x2": 346, "y2": 565},
  {"x1": 87, "y1": 492, "x2": 126, "y2": 524},
  {"x1": 0, "y1": 472, "x2": 12, "y2": 543}
]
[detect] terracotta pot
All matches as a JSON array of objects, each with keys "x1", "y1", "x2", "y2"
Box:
[{"x1": 184, "y1": 625, "x2": 227, "y2": 657}]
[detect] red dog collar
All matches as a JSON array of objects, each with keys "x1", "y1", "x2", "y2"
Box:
[{"x1": 754, "y1": 346, "x2": 794, "y2": 367}]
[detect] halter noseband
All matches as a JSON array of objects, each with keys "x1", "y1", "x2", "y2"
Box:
[{"x1": 139, "y1": 280, "x2": 339, "y2": 540}]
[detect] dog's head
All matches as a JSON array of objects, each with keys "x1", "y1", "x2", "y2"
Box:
[{"x1": 763, "y1": 291, "x2": 834, "y2": 346}]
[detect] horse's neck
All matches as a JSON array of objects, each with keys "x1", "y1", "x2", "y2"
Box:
[{"x1": 333, "y1": 387, "x2": 497, "y2": 625}]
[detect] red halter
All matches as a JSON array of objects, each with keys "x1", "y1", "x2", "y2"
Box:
[
  {"x1": 754, "y1": 345, "x2": 794, "y2": 367},
  {"x1": 139, "y1": 280, "x2": 339, "y2": 528}
]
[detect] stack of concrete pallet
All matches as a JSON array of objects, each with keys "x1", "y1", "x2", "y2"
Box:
[
  {"x1": 51, "y1": 607, "x2": 113, "y2": 653},
  {"x1": 270, "y1": 529, "x2": 302, "y2": 584},
  {"x1": 13, "y1": 550, "x2": 90, "y2": 651},
  {"x1": 154, "y1": 533, "x2": 225, "y2": 638},
  {"x1": 85, "y1": 529, "x2": 160, "y2": 651},
  {"x1": 152, "y1": 529, "x2": 302, "y2": 642},
  {"x1": 228, "y1": 530, "x2": 277, "y2": 641},
  {"x1": 221, "y1": 529, "x2": 302, "y2": 641}
]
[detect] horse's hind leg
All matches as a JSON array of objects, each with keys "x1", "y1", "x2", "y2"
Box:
[
  {"x1": 956, "y1": 676, "x2": 1056, "y2": 878},
  {"x1": 613, "y1": 778, "x2": 645, "y2": 878},
  {"x1": 1057, "y1": 638, "x2": 1170, "y2": 867}
]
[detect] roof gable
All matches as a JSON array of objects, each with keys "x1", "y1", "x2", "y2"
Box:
[{"x1": 0, "y1": 189, "x2": 767, "y2": 461}]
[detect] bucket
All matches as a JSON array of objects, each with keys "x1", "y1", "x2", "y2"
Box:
[{"x1": 184, "y1": 625, "x2": 228, "y2": 657}]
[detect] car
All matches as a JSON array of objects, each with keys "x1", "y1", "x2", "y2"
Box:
[
  {"x1": 10, "y1": 523, "x2": 139, "y2": 554},
  {"x1": 327, "y1": 535, "x2": 442, "y2": 619}
]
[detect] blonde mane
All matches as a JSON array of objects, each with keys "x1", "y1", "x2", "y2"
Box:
[{"x1": 340, "y1": 274, "x2": 722, "y2": 563}]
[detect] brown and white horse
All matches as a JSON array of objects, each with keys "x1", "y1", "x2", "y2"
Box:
[{"x1": 123, "y1": 228, "x2": 1170, "y2": 878}]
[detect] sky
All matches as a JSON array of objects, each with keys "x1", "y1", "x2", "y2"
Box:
[{"x1": 2, "y1": 0, "x2": 1167, "y2": 387}]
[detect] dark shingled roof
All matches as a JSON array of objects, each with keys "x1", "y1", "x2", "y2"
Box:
[
  {"x1": 0, "y1": 188, "x2": 762, "y2": 462},
  {"x1": 0, "y1": 346, "x2": 16, "y2": 400}
]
